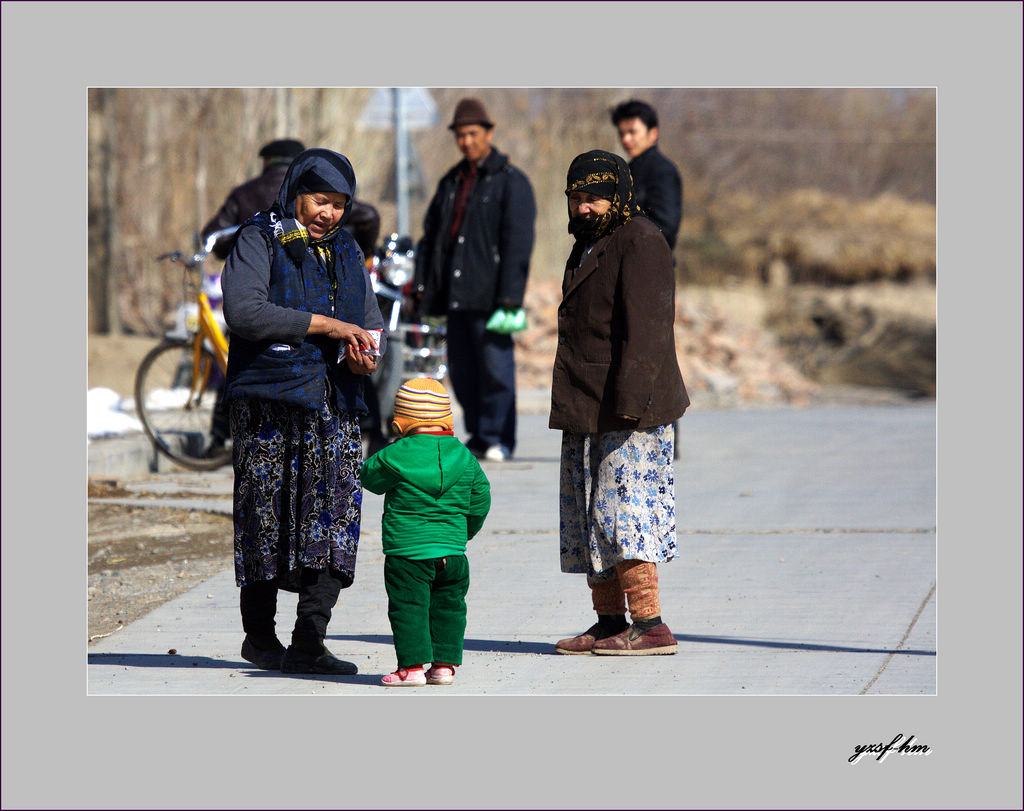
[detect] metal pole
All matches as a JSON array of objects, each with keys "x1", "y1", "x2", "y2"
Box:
[{"x1": 393, "y1": 87, "x2": 410, "y2": 236}]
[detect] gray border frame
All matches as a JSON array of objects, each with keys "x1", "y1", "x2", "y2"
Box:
[{"x1": 3, "y1": 2, "x2": 1021, "y2": 808}]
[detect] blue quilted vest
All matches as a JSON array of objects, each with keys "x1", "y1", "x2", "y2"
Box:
[{"x1": 225, "y1": 212, "x2": 368, "y2": 413}]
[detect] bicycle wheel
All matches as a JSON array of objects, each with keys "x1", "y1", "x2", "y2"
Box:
[{"x1": 133, "y1": 339, "x2": 232, "y2": 471}]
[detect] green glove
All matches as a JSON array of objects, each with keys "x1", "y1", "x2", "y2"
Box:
[
  {"x1": 485, "y1": 307, "x2": 528, "y2": 334},
  {"x1": 505, "y1": 308, "x2": 528, "y2": 332}
]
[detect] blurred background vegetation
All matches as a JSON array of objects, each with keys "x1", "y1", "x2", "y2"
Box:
[
  {"x1": 88, "y1": 86, "x2": 935, "y2": 335},
  {"x1": 88, "y1": 87, "x2": 936, "y2": 399}
]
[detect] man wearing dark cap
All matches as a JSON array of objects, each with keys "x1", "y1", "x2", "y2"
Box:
[
  {"x1": 414, "y1": 97, "x2": 536, "y2": 462},
  {"x1": 610, "y1": 99, "x2": 683, "y2": 250},
  {"x1": 201, "y1": 138, "x2": 306, "y2": 258}
]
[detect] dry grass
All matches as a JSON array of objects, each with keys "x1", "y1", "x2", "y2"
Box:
[{"x1": 680, "y1": 188, "x2": 936, "y2": 285}]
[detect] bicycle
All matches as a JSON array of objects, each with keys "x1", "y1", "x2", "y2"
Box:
[{"x1": 133, "y1": 227, "x2": 236, "y2": 471}]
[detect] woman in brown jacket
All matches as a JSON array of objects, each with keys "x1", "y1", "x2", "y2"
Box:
[{"x1": 550, "y1": 150, "x2": 689, "y2": 656}]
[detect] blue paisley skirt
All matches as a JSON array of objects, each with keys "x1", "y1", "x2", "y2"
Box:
[
  {"x1": 229, "y1": 395, "x2": 362, "y2": 590},
  {"x1": 559, "y1": 424, "x2": 678, "y2": 578}
]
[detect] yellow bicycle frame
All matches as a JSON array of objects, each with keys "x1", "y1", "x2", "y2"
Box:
[
  {"x1": 187, "y1": 292, "x2": 229, "y2": 405},
  {"x1": 197, "y1": 292, "x2": 229, "y2": 369}
]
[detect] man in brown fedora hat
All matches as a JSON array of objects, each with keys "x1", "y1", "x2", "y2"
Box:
[{"x1": 414, "y1": 97, "x2": 536, "y2": 462}]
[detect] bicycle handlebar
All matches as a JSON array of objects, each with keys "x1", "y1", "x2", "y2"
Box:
[
  {"x1": 202, "y1": 225, "x2": 239, "y2": 256},
  {"x1": 155, "y1": 225, "x2": 240, "y2": 267}
]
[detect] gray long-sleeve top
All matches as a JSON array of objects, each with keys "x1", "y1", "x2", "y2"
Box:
[{"x1": 222, "y1": 225, "x2": 387, "y2": 356}]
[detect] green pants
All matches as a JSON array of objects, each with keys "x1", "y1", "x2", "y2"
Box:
[{"x1": 385, "y1": 554, "x2": 469, "y2": 668}]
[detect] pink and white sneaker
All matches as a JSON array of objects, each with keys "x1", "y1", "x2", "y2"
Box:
[
  {"x1": 426, "y1": 663, "x2": 456, "y2": 685},
  {"x1": 381, "y1": 666, "x2": 426, "y2": 687}
]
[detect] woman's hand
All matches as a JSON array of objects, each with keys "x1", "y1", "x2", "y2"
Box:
[
  {"x1": 308, "y1": 314, "x2": 379, "y2": 352},
  {"x1": 342, "y1": 344, "x2": 378, "y2": 375}
]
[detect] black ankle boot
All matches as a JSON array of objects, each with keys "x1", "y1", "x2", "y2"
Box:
[
  {"x1": 240, "y1": 635, "x2": 286, "y2": 670},
  {"x1": 281, "y1": 639, "x2": 358, "y2": 676}
]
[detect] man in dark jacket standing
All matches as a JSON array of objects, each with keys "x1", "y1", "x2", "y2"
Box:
[
  {"x1": 610, "y1": 99, "x2": 683, "y2": 250},
  {"x1": 201, "y1": 138, "x2": 306, "y2": 258},
  {"x1": 414, "y1": 98, "x2": 536, "y2": 461}
]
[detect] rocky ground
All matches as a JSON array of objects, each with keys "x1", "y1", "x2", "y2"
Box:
[
  {"x1": 87, "y1": 278, "x2": 934, "y2": 644},
  {"x1": 516, "y1": 278, "x2": 934, "y2": 406}
]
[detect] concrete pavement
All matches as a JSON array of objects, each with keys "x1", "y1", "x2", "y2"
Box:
[{"x1": 87, "y1": 401, "x2": 936, "y2": 695}]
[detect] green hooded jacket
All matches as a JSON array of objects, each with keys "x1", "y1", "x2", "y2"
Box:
[{"x1": 360, "y1": 434, "x2": 491, "y2": 559}]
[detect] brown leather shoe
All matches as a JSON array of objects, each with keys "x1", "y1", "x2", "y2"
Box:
[
  {"x1": 555, "y1": 622, "x2": 622, "y2": 654},
  {"x1": 592, "y1": 623, "x2": 678, "y2": 655}
]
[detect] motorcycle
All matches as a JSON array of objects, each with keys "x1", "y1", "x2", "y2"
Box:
[{"x1": 362, "y1": 233, "x2": 448, "y2": 455}]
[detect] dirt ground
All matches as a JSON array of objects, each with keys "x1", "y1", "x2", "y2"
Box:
[{"x1": 87, "y1": 479, "x2": 233, "y2": 644}]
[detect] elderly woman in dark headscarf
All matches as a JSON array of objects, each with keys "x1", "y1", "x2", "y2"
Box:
[
  {"x1": 222, "y1": 148, "x2": 386, "y2": 675},
  {"x1": 549, "y1": 150, "x2": 690, "y2": 656}
]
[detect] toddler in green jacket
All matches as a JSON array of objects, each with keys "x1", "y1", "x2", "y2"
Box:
[{"x1": 361, "y1": 378, "x2": 491, "y2": 686}]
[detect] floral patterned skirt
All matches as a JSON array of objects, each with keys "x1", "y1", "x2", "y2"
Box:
[
  {"x1": 559, "y1": 424, "x2": 677, "y2": 578},
  {"x1": 229, "y1": 395, "x2": 362, "y2": 590}
]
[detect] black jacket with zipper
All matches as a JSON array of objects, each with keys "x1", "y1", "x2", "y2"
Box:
[
  {"x1": 628, "y1": 144, "x2": 683, "y2": 250},
  {"x1": 414, "y1": 147, "x2": 535, "y2": 316}
]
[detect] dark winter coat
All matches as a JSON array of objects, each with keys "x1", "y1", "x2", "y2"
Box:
[
  {"x1": 361, "y1": 434, "x2": 491, "y2": 559},
  {"x1": 628, "y1": 145, "x2": 683, "y2": 249},
  {"x1": 223, "y1": 213, "x2": 378, "y2": 413},
  {"x1": 549, "y1": 216, "x2": 689, "y2": 433},
  {"x1": 414, "y1": 147, "x2": 535, "y2": 316}
]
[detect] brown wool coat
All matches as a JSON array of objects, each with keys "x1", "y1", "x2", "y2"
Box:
[{"x1": 549, "y1": 216, "x2": 689, "y2": 433}]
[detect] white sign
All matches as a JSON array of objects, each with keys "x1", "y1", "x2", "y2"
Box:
[{"x1": 359, "y1": 87, "x2": 439, "y2": 130}]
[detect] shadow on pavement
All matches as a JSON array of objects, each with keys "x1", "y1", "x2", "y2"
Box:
[
  {"x1": 88, "y1": 653, "x2": 241, "y2": 669},
  {"x1": 674, "y1": 633, "x2": 935, "y2": 656},
  {"x1": 237, "y1": 669, "x2": 377, "y2": 686},
  {"x1": 329, "y1": 633, "x2": 554, "y2": 655},
  {"x1": 88, "y1": 633, "x2": 934, "y2": 675},
  {"x1": 88, "y1": 652, "x2": 373, "y2": 682},
  {"x1": 328, "y1": 632, "x2": 934, "y2": 657}
]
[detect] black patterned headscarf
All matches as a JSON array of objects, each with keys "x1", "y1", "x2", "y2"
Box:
[
  {"x1": 268, "y1": 148, "x2": 357, "y2": 268},
  {"x1": 564, "y1": 149, "x2": 642, "y2": 260}
]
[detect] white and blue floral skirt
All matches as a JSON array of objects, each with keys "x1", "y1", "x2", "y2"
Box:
[{"x1": 559, "y1": 424, "x2": 677, "y2": 578}]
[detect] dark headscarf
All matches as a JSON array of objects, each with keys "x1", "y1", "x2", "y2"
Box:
[
  {"x1": 275, "y1": 148, "x2": 356, "y2": 229},
  {"x1": 564, "y1": 150, "x2": 642, "y2": 265},
  {"x1": 268, "y1": 148, "x2": 357, "y2": 267}
]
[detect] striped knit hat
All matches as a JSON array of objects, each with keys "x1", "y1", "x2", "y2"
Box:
[{"x1": 391, "y1": 378, "x2": 454, "y2": 437}]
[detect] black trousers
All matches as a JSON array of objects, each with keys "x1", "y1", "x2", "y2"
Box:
[
  {"x1": 446, "y1": 311, "x2": 517, "y2": 454},
  {"x1": 239, "y1": 568, "x2": 343, "y2": 651}
]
